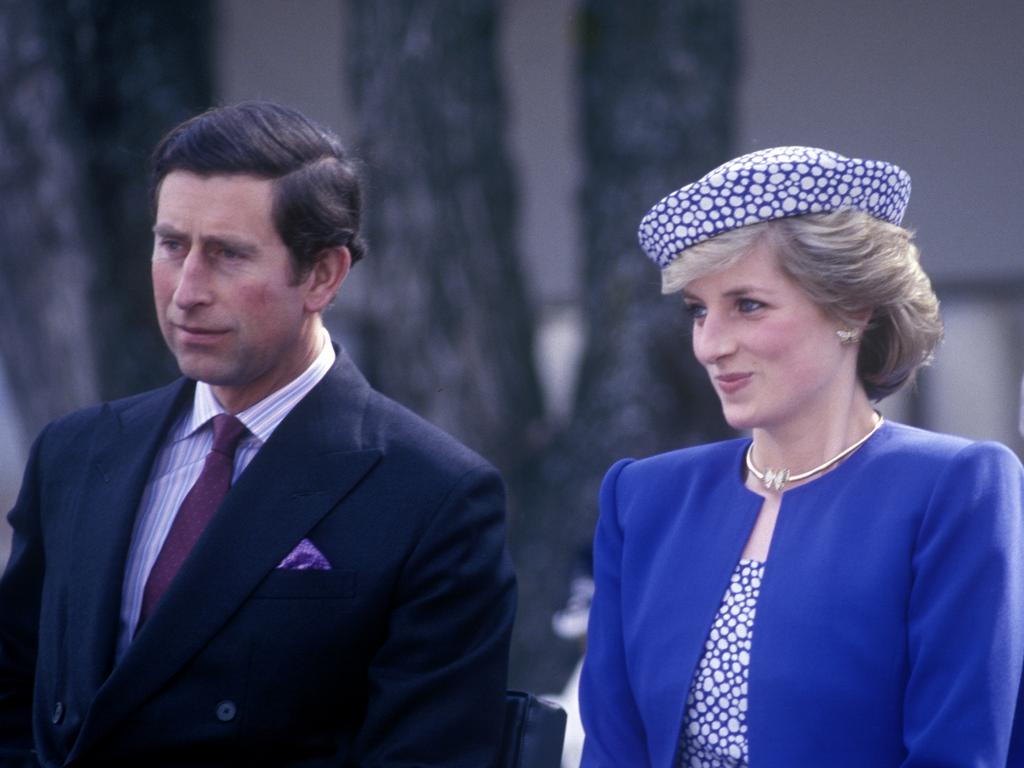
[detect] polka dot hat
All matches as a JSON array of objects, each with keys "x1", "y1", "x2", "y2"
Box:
[{"x1": 638, "y1": 146, "x2": 912, "y2": 269}]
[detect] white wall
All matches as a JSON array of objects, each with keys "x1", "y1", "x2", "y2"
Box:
[
  {"x1": 216, "y1": 0, "x2": 352, "y2": 140},
  {"x1": 738, "y1": 0, "x2": 1024, "y2": 283}
]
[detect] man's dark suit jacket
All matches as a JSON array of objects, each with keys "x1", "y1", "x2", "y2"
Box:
[{"x1": 0, "y1": 349, "x2": 517, "y2": 767}]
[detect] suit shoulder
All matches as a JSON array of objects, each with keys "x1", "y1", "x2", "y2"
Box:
[
  {"x1": 877, "y1": 421, "x2": 1022, "y2": 471},
  {"x1": 615, "y1": 438, "x2": 748, "y2": 484},
  {"x1": 364, "y1": 389, "x2": 496, "y2": 477},
  {"x1": 33, "y1": 379, "x2": 185, "y2": 454},
  {"x1": 43, "y1": 380, "x2": 182, "y2": 428},
  {"x1": 602, "y1": 438, "x2": 748, "y2": 512}
]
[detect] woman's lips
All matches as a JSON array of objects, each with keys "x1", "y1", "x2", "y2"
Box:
[{"x1": 715, "y1": 372, "x2": 752, "y2": 395}]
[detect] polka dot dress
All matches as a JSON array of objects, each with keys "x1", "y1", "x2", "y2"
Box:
[{"x1": 677, "y1": 559, "x2": 764, "y2": 768}]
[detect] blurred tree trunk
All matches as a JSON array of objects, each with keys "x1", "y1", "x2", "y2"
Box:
[
  {"x1": 345, "y1": 0, "x2": 546, "y2": 477},
  {"x1": 0, "y1": 0, "x2": 211, "y2": 448},
  {"x1": 342, "y1": 0, "x2": 738, "y2": 694},
  {"x1": 0, "y1": 0, "x2": 101, "y2": 445},
  {"x1": 50, "y1": 0, "x2": 213, "y2": 400},
  {"x1": 508, "y1": 0, "x2": 740, "y2": 691}
]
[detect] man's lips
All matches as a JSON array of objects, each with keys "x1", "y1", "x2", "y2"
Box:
[
  {"x1": 172, "y1": 323, "x2": 229, "y2": 342},
  {"x1": 714, "y1": 372, "x2": 752, "y2": 395}
]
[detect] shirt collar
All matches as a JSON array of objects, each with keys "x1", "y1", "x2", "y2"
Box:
[{"x1": 185, "y1": 327, "x2": 336, "y2": 443}]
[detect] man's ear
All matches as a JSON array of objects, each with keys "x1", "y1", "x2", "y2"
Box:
[{"x1": 304, "y1": 246, "x2": 352, "y2": 313}]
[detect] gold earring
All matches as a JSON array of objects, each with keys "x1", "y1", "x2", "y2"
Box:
[{"x1": 836, "y1": 329, "x2": 860, "y2": 345}]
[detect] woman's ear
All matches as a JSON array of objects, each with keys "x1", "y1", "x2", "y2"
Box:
[{"x1": 850, "y1": 307, "x2": 874, "y2": 332}]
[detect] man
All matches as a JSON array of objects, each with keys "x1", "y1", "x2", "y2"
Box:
[{"x1": 0, "y1": 102, "x2": 516, "y2": 767}]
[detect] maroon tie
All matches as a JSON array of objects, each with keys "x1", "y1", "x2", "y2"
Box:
[{"x1": 138, "y1": 413, "x2": 248, "y2": 627}]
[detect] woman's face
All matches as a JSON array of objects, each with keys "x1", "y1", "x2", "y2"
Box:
[{"x1": 683, "y1": 242, "x2": 858, "y2": 433}]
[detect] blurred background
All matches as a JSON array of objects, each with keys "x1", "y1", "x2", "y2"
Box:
[{"x1": 1, "y1": 0, "x2": 1022, "y2": 701}]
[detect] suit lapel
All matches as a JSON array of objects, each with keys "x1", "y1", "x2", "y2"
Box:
[
  {"x1": 75, "y1": 352, "x2": 380, "y2": 756},
  {"x1": 65, "y1": 380, "x2": 190, "y2": 701}
]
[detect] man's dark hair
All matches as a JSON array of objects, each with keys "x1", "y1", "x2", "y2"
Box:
[{"x1": 150, "y1": 101, "x2": 367, "y2": 276}]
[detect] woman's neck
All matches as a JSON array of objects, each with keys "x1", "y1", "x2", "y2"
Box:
[{"x1": 747, "y1": 392, "x2": 877, "y2": 492}]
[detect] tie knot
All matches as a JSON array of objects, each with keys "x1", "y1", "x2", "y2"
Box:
[{"x1": 209, "y1": 413, "x2": 248, "y2": 456}]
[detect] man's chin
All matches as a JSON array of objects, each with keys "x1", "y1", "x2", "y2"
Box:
[{"x1": 173, "y1": 355, "x2": 230, "y2": 386}]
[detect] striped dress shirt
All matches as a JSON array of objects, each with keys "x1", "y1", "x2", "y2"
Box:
[{"x1": 115, "y1": 329, "x2": 336, "y2": 658}]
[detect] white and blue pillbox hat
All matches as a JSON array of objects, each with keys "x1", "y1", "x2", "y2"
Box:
[{"x1": 638, "y1": 146, "x2": 912, "y2": 269}]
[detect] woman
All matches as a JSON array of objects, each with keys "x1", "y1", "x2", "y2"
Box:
[{"x1": 579, "y1": 146, "x2": 1024, "y2": 767}]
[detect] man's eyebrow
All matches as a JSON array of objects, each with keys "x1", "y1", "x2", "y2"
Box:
[
  {"x1": 204, "y1": 234, "x2": 259, "y2": 253},
  {"x1": 152, "y1": 224, "x2": 184, "y2": 238}
]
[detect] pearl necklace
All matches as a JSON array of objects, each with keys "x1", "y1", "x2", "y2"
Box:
[{"x1": 745, "y1": 413, "x2": 884, "y2": 492}]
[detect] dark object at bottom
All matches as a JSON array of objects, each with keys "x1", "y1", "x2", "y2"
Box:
[{"x1": 500, "y1": 690, "x2": 568, "y2": 768}]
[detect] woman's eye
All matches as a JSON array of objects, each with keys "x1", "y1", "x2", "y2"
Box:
[
  {"x1": 684, "y1": 303, "x2": 707, "y2": 320},
  {"x1": 737, "y1": 298, "x2": 764, "y2": 313}
]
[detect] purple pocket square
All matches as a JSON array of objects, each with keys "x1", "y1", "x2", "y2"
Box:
[{"x1": 276, "y1": 538, "x2": 332, "y2": 571}]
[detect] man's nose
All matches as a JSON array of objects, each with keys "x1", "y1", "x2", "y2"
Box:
[{"x1": 172, "y1": 251, "x2": 213, "y2": 309}]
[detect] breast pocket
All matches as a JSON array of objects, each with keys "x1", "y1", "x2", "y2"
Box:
[{"x1": 251, "y1": 569, "x2": 357, "y2": 599}]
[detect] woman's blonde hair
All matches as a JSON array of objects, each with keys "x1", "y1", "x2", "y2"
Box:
[{"x1": 661, "y1": 209, "x2": 943, "y2": 400}]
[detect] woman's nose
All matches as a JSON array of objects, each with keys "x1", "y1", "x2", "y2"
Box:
[{"x1": 693, "y1": 312, "x2": 737, "y2": 365}]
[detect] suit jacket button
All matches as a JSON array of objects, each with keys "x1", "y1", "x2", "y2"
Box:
[
  {"x1": 51, "y1": 701, "x2": 64, "y2": 724},
  {"x1": 215, "y1": 700, "x2": 237, "y2": 722}
]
